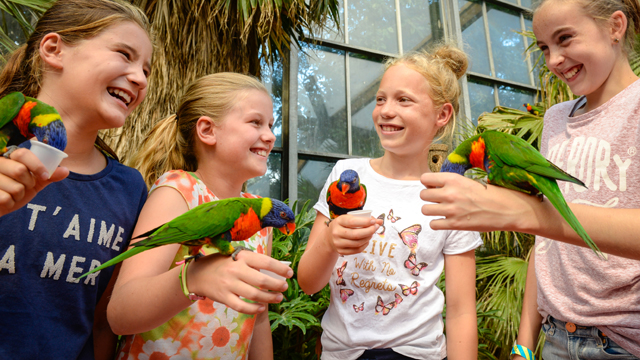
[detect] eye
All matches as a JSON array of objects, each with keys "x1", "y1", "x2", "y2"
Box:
[
  {"x1": 559, "y1": 35, "x2": 571, "y2": 43},
  {"x1": 376, "y1": 96, "x2": 385, "y2": 104},
  {"x1": 118, "y1": 50, "x2": 131, "y2": 60},
  {"x1": 399, "y1": 97, "x2": 411, "y2": 103},
  {"x1": 280, "y1": 211, "x2": 286, "y2": 218},
  {"x1": 268, "y1": 122, "x2": 274, "y2": 129}
]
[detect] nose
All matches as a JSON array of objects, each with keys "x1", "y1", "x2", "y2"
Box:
[
  {"x1": 263, "y1": 124, "x2": 276, "y2": 146},
  {"x1": 546, "y1": 47, "x2": 564, "y2": 69},
  {"x1": 379, "y1": 101, "x2": 395, "y2": 119},
  {"x1": 128, "y1": 65, "x2": 148, "y2": 91}
]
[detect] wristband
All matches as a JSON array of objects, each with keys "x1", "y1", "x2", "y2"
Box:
[
  {"x1": 511, "y1": 344, "x2": 536, "y2": 360},
  {"x1": 177, "y1": 253, "x2": 205, "y2": 302}
]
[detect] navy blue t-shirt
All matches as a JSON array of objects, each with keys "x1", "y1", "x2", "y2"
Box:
[{"x1": 0, "y1": 156, "x2": 147, "y2": 359}]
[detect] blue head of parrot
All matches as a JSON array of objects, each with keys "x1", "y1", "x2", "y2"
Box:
[
  {"x1": 337, "y1": 169, "x2": 360, "y2": 194},
  {"x1": 440, "y1": 158, "x2": 471, "y2": 175},
  {"x1": 261, "y1": 199, "x2": 296, "y2": 235},
  {"x1": 31, "y1": 120, "x2": 67, "y2": 152}
]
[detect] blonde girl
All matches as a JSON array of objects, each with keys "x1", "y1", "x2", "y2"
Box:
[
  {"x1": 421, "y1": 0, "x2": 640, "y2": 358},
  {"x1": 108, "y1": 73, "x2": 291, "y2": 360},
  {"x1": 298, "y1": 44, "x2": 482, "y2": 360},
  {"x1": 0, "y1": 1, "x2": 152, "y2": 359}
]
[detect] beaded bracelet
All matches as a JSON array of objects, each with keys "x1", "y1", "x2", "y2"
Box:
[
  {"x1": 177, "y1": 253, "x2": 206, "y2": 302},
  {"x1": 511, "y1": 344, "x2": 536, "y2": 360}
]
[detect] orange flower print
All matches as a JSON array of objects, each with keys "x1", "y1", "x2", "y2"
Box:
[
  {"x1": 256, "y1": 244, "x2": 264, "y2": 255},
  {"x1": 199, "y1": 309, "x2": 240, "y2": 358},
  {"x1": 137, "y1": 338, "x2": 180, "y2": 360}
]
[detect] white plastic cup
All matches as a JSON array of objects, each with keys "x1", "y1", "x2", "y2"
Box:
[
  {"x1": 260, "y1": 261, "x2": 292, "y2": 281},
  {"x1": 29, "y1": 140, "x2": 68, "y2": 178},
  {"x1": 347, "y1": 210, "x2": 372, "y2": 218}
]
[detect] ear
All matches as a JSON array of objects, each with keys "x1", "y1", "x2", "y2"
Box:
[
  {"x1": 196, "y1": 116, "x2": 217, "y2": 146},
  {"x1": 436, "y1": 103, "x2": 454, "y2": 128},
  {"x1": 609, "y1": 10, "x2": 628, "y2": 44},
  {"x1": 39, "y1": 33, "x2": 65, "y2": 70}
]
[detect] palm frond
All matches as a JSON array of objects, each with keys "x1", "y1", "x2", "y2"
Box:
[{"x1": 0, "y1": 0, "x2": 52, "y2": 55}]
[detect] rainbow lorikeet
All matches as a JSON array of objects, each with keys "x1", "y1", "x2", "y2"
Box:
[
  {"x1": 327, "y1": 169, "x2": 367, "y2": 219},
  {"x1": 523, "y1": 103, "x2": 544, "y2": 117},
  {"x1": 0, "y1": 92, "x2": 66, "y2": 154},
  {"x1": 440, "y1": 131, "x2": 602, "y2": 258},
  {"x1": 79, "y1": 197, "x2": 296, "y2": 278}
]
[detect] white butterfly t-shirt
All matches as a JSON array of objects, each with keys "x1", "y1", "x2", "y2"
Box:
[{"x1": 314, "y1": 158, "x2": 482, "y2": 360}]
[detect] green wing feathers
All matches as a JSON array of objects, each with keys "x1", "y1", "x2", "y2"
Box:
[{"x1": 531, "y1": 174, "x2": 603, "y2": 258}]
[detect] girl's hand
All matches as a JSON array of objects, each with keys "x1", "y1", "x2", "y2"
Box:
[
  {"x1": 188, "y1": 251, "x2": 292, "y2": 315},
  {"x1": 0, "y1": 148, "x2": 69, "y2": 217},
  {"x1": 325, "y1": 215, "x2": 380, "y2": 255},
  {"x1": 420, "y1": 172, "x2": 537, "y2": 233}
]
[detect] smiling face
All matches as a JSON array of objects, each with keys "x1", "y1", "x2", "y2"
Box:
[
  {"x1": 48, "y1": 21, "x2": 152, "y2": 131},
  {"x1": 533, "y1": 1, "x2": 619, "y2": 97},
  {"x1": 212, "y1": 89, "x2": 275, "y2": 180},
  {"x1": 372, "y1": 64, "x2": 449, "y2": 157}
]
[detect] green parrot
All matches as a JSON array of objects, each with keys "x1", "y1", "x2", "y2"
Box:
[
  {"x1": 0, "y1": 92, "x2": 67, "y2": 154},
  {"x1": 80, "y1": 197, "x2": 296, "y2": 278},
  {"x1": 523, "y1": 103, "x2": 544, "y2": 117},
  {"x1": 440, "y1": 130, "x2": 602, "y2": 258}
]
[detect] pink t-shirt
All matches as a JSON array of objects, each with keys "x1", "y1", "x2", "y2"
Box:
[{"x1": 536, "y1": 79, "x2": 640, "y2": 356}]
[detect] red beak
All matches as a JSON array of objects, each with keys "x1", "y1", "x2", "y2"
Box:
[
  {"x1": 278, "y1": 222, "x2": 296, "y2": 236},
  {"x1": 340, "y1": 183, "x2": 349, "y2": 195}
]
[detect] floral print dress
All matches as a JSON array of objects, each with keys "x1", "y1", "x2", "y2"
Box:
[{"x1": 117, "y1": 170, "x2": 271, "y2": 360}]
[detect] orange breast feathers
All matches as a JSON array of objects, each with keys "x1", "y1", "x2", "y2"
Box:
[
  {"x1": 229, "y1": 207, "x2": 263, "y2": 240},
  {"x1": 469, "y1": 137, "x2": 486, "y2": 171},
  {"x1": 329, "y1": 182, "x2": 366, "y2": 208},
  {"x1": 13, "y1": 101, "x2": 37, "y2": 137}
]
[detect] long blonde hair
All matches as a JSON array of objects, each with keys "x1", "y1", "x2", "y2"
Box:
[
  {"x1": 535, "y1": 0, "x2": 640, "y2": 55},
  {"x1": 130, "y1": 72, "x2": 268, "y2": 188},
  {"x1": 384, "y1": 43, "x2": 469, "y2": 144},
  {"x1": 0, "y1": 0, "x2": 151, "y2": 161}
]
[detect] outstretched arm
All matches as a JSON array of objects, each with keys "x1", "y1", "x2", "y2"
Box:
[
  {"x1": 420, "y1": 172, "x2": 640, "y2": 260},
  {"x1": 297, "y1": 211, "x2": 379, "y2": 295},
  {"x1": 107, "y1": 187, "x2": 291, "y2": 335},
  {"x1": 444, "y1": 250, "x2": 478, "y2": 360},
  {"x1": 0, "y1": 149, "x2": 68, "y2": 217}
]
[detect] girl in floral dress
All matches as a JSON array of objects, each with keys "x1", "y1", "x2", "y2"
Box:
[{"x1": 108, "y1": 73, "x2": 291, "y2": 360}]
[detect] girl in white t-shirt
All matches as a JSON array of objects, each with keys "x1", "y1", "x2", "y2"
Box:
[{"x1": 298, "y1": 44, "x2": 483, "y2": 360}]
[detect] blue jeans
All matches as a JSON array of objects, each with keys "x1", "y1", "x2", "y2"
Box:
[
  {"x1": 541, "y1": 316, "x2": 639, "y2": 360},
  {"x1": 356, "y1": 349, "x2": 446, "y2": 360}
]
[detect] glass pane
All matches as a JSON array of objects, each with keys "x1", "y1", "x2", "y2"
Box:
[
  {"x1": 349, "y1": 54, "x2": 385, "y2": 158},
  {"x1": 304, "y1": 0, "x2": 345, "y2": 42},
  {"x1": 297, "y1": 45, "x2": 347, "y2": 154},
  {"x1": 459, "y1": 0, "x2": 491, "y2": 76},
  {"x1": 261, "y1": 54, "x2": 283, "y2": 147},
  {"x1": 348, "y1": 0, "x2": 399, "y2": 54},
  {"x1": 520, "y1": 0, "x2": 533, "y2": 8},
  {"x1": 498, "y1": 85, "x2": 535, "y2": 110},
  {"x1": 297, "y1": 159, "x2": 336, "y2": 209},
  {"x1": 468, "y1": 79, "x2": 495, "y2": 122},
  {"x1": 400, "y1": 0, "x2": 444, "y2": 52},
  {"x1": 524, "y1": 18, "x2": 541, "y2": 87},
  {"x1": 246, "y1": 152, "x2": 282, "y2": 199},
  {"x1": 486, "y1": 4, "x2": 529, "y2": 84},
  {"x1": 1, "y1": 10, "x2": 28, "y2": 51}
]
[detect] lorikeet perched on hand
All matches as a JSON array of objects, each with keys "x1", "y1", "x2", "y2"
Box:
[
  {"x1": 80, "y1": 197, "x2": 296, "y2": 278},
  {"x1": 327, "y1": 169, "x2": 367, "y2": 219},
  {"x1": 0, "y1": 92, "x2": 66, "y2": 154},
  {"x1": 440, "y1": 131, "x2": 602, "y2": 258}
]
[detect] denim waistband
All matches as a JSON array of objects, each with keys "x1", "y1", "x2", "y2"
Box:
[{"x1": 545, "y1": 315, "x2": 606, "y2": 338}]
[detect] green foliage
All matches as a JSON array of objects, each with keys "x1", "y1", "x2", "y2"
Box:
[
  {"x1": 0, "y1": 0, "x2": 52, "y2": 56},
  {"x1": 269, "y1": 200, "x2": 329, "y2": 360}
]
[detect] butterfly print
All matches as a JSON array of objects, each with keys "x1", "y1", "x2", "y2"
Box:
[
  {"x1": 404, "y1": 253, "x2": 428, "y2": 276},
  {"x1": 387, "y1": 209, "x2": 401, "y2": 223},
  {"x1": 400, "y1": 281, "x2": 420, "y2": 296},
  {"x1": 353, "y1": 302, "x2": 364, "y2": 313},
  {"x1": 340, "y1": 289, "x2": 354, "y2": 303},
  {"x1": 374, "y1": 294, "x2": 403, "y2": 315},
  {"x1": 336, "y1": 261, "x2": 347, "y2": 286},
  {"x1": 398, "y1": 224, "x2": 421, "y2": 252},
  {"x1": 376, "y1": 213, "x2": 386, "y2": 235}
]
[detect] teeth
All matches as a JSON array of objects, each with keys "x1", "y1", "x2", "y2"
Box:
[
  {"x1": 108, "y1": 88, "x2": 132, "y2": 105},
  {"x1": 252, "y1": 149, "x2": 268, "y2": 157},
  {"x1": 564, "y1": 67, "x2": 580, "y2": 79},
  {"x1": 382, "y1": 125, "x2": 401, "y2": 132}
]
